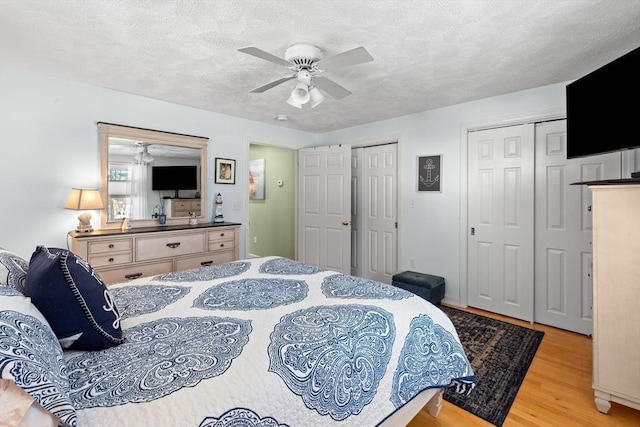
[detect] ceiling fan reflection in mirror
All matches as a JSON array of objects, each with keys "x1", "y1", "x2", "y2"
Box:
[{"x1": 237, "y1": 43, "x2": 374, "y2": 109}]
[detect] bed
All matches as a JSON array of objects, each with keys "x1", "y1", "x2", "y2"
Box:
[{"x1": 1, "y1": 248, "x2": 475, "y2": 427}]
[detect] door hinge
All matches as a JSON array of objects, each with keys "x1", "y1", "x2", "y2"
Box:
[
  {"x1": 395, "y1": 222, "x2": 398, "y2": 229},
  {"x1": 470, "y1": 227, "x2": 475, "y2": 236}
]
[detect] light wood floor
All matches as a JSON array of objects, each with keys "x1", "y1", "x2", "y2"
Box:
[{"x1": 407, "y1": 305, "x2": 640, "y2": 427}]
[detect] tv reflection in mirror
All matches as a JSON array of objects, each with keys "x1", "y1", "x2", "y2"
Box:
[{"x1": 152, "y1": 165, "x2": 198, "y2": 199}]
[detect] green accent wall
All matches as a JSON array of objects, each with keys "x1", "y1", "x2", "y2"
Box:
[{"x1": 249, "y1": 145, "x2": 295, "y2": 258}]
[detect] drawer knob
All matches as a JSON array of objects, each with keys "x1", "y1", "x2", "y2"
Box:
[
  {"x1": 220, "y1": 243, "x2": 224, "y2": 247},
  {"x1": 109, "y1": 244, "x2": 114, "y2": 249},
  {"x1": 124, "y1": 273, "x2": 143, "y2": 280},
  {"x1": 166, "y1": 242, "x2": 181, "y2": 249},
  {"x1": 220, "y1": 233, "x2": 225, "y2": 237},
  {"x1": 201, "y1": 261, "x2": 213, "y2": 267},
  {"x1": 108, "y1": 257, "x2": 114, "y2": 262}
]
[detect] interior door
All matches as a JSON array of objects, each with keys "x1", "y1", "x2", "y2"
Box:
[
  {"x1": 351, "y1": 147, "x2": 364, "y2": 277},
  {"x1": 468, "y1": 124, "x2": 535, "y2": 322},
  {"x1": 297, "y1": 145, "x2": 352, "y2": 273},
  {"x1": 362, "y1": 143, "x2": 398, "y2": 284},
  {"x1": 534, "y1": 120, "x2": 621, "y2": 334}
]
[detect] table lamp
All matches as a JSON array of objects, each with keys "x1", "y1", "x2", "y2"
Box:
[{"x1": 64, "y1": 188, "x2": 104, "y2": 232}]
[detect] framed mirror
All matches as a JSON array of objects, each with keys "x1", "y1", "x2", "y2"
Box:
[{"x1": 98, "y1": 123, "x2": 208, "y2": 229}]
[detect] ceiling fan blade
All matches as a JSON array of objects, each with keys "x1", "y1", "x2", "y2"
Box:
[
  {"x1": 248, "y1": 75, "x2": 296, "y2": 93},
  {"x1": 237, "y1": 47, "x2": 293, "y2": 68},
  {"x1": 316, "y1": 46, "x2": 374, "y2": 71},
  {"x1": 313, "y1": 76, "x2": 352, "y2": 100}
]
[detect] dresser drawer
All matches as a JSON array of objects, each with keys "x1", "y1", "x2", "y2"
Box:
[
  {"x1": 136, "y1": 232, "x2": 205, "y2": 261},
  {"x1": 97, "y1": 260, "x2": 173, "y2": 285},
  {"x1": 88, "y1": 239, "x2": 132, "y2": 255},
  {"x1": 173, "y1": 200, "x2": 192, "y2": 211},
  {"x1": 208, "y1": 239, "x2": 235, "y2": 252},
  {"x1": 88, "y1": 252, "x2": 132, "y2": 268},
  {"x1": 174, "y1": 251, "x2": 235, "y2": 271},
  {"x1": 209, "y1": 228, "x2": 235, "y2": 242}
]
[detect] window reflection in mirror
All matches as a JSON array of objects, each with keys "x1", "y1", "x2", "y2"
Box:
[{"x1": 98, "y1": 123, "x2": 208, "y2": 229}]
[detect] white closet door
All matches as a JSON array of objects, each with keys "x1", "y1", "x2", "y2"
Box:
[
  {"x1": 534, "y1": 120, "x2": 621, "y2": 334},
  {"x1": 351, "y1": 147, "x2": 364, "y2": 277},
  {"x1": 297, "y1": 145, "x2": 352, "y2": 273},
  {"x1": 362, "y1": 144, "x2": 397, "y2": 284},
  {"x1": 468, "y1": 124, "x2": 535, "y2": 322}
]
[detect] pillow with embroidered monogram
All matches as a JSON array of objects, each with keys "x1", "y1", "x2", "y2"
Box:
[{"x1": 24, "y1": 246, "x2": 124, "y2": 351}]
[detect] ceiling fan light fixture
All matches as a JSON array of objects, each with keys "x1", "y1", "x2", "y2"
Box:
[
  {"x1": 141, "y1": 151, "x2": 154, "y2": 163},
  {"x1": 239, "y1": 43, "x2": 374, "y2": 109},
  {"x1": 289, "y1": 83, "x2": 310, "y2": 106},
  {"x1": 309, "y1": 86, "x2": 325, "y2": 108},
  {"x1": 134, "y1": 143, "x2": 154, "y2": 163},
  {"x1": 286, "y1": 93, "x2": 303, "y2": 109}
]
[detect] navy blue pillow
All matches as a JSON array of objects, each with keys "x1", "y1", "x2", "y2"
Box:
[{"x1": 25, "y1": 246, "x2": 124, "y2": 350}]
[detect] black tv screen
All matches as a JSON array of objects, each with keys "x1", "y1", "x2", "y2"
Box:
[
  {"x1": 152, "y1": 166, "x2": 198, "y2": 191},
  {"x1": 566, "y1": 47, "x2": 640, "y2": 159}
]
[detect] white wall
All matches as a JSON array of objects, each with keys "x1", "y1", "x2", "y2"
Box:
[
  {"x1": 317, "y1": 83, "x2": 569, "y2": 305},
  {"x1": 8, "y1": 67, "x2": 625, "y2": 307},
  {"x1": 0, "y1": 67, "x2": 312, "y2": 259}
]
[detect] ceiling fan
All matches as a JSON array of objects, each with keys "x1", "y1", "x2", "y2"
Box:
[{"x1": 237, "y1": 43, "x2": 374, "y2": 108}]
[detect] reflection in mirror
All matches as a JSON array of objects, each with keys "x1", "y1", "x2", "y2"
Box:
[
  {"x1": 107, "y1": 139, "x2": 201, "y2": 221},
  {"x1": 98, "y1": 123, "x2": 208, "y2": 229}
]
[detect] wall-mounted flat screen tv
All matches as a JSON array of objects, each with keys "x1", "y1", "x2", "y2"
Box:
[
  {"x1": 152, "y1": 165, "x2": 198, "y2": 198},
  {"x1": 566, "y1": 47, "x2": 639, "y2": 159}
]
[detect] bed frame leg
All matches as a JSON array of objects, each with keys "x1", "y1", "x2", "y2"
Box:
[{"x1": 426, "y1": 389, "x2": 443, "y2": 418}]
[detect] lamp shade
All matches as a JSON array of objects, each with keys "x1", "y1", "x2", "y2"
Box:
[
  {"x1": 65, "y1": 188, "x2": 103, "y2": 232},
  {"x1": 64, "y1": 188, "x2": 104, "y2": 210},
  {"x1": 309, "y1": 86, "x2": 325, "y2": 108},
  {"x1": 286, "y1": 93, "x2": 303, "y2": 109},
  {"x1": 291, "y1": 83, "x2": 310, "y2": 104}
]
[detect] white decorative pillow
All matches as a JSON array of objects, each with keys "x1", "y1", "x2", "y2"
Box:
[
  {"x1": 0, "y1": 248, "x2": 28, "y2": 293},
  {"x1": 0, "y1": 289, "x2": 77, "y2": 426}
]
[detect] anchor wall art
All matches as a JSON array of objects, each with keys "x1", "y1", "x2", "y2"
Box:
[{"x1": 417, "y1": 155, "x2": 442, "y2": 192}]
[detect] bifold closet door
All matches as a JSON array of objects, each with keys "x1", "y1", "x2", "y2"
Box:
[
  {"x1": 362, "y1": 143, "x2": 397, "y2": 284},
  {"x1": 467, "y1": 124, "x2": 535, "y2": 322},
  {"x1": 350, "y1": 147, "x2": 364, "y2": 277},
  {"x1": 534, "y1": 120, "x2": 620, "y2": 335}
]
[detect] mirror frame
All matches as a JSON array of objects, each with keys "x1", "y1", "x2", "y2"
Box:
[{"x1": 98, "y1": 122, "x2": 208, "y2": 229}]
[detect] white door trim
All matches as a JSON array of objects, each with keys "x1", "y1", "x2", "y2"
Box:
[{"x1": 458, "y1": 107, "x2": 565, "y2": 307}]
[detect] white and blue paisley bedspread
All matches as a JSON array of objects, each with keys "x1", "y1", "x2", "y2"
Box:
[{"x1": 67, "y1": 257, "x2": 475, "y2": 427}]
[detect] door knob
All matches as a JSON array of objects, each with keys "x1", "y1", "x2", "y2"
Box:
[{"x1": 342, "y1": 220, "x2": 350, "y2": 226}]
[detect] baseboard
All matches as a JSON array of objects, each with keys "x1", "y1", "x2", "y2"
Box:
[{"x1": 441, "y1": 297, "x2": 464, "y2": 308}]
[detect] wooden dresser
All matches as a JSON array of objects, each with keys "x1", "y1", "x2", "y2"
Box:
[
  {"x1": 70, "y1": 222, "x2": 240, "y2": 285},
  {"x1": 590, "y1": 182, "x2": 640, "y2": 413},
  {"x1": 163, "y1": 198, "x2": 202, "y2": 217}
]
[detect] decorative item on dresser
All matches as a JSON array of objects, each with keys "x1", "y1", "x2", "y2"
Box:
[
  {"x1": 69, "y1": 222, "x2": 241, "y2": 284},
  {"x1": 589, "y1": 181, "x2": 640, "y2": 414},
  {"x1": 162, "y1": 198, "x2": 201, "y2": 217}
]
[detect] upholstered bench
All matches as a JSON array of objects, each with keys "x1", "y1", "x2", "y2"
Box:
[{"x1": 391, "y1": 271, "x2": 445, "y2": 305}]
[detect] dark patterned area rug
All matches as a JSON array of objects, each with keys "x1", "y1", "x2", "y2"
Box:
[{"x1": 440, "y1": 306, "x2": 544, "y2": 426}]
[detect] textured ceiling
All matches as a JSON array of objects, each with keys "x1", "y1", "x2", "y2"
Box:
[{"x1": 1, "y1": 0, "x2": 639, "y2": 133}]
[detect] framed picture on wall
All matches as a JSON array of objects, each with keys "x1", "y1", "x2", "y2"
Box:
[
  {"x1": 215, "y1": 158, "x2": 236, "y2": 184},
  {"x1": 249, "y1": 158, "x2": 265, "y2": 200},
  {"x1": 417, "y1": 155, "x2": 442, "y2": 192}
]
